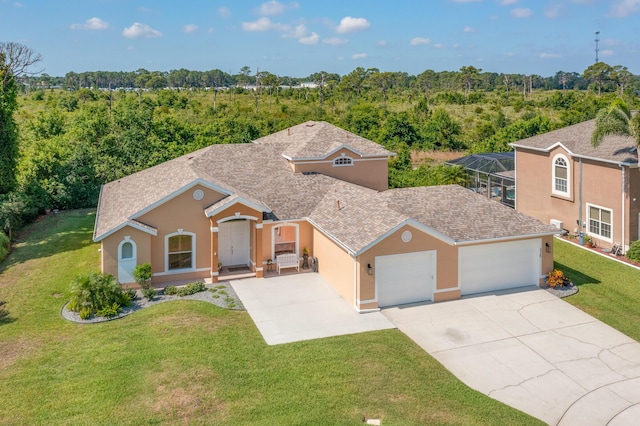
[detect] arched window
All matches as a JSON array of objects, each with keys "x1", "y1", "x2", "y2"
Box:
[
  {"x1": 333, "y1": 156, "x2": 353, "y2": 166},
  {"x1": 166, "y1": 231, "x2": 195, "y2": 270},
  {"x1": 552, "y1": 154, "x2": 570, "y2": 196},
  {"x1": 121, "y1": 242, "x2": 134, "y2": 259}
]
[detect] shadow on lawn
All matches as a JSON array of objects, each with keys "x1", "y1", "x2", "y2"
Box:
[
  {"x1": 0, "y1": 209, "x2": 97, "y2": 275},
  {"x1": 554, "y1": 261, "x2": 601, "y2": 287}
]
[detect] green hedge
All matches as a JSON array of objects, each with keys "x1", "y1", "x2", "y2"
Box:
[{"x1": 0, "y1": 231, "x2": 9, "y2": 263}]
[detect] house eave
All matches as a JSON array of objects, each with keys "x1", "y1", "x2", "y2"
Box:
[
  {"x1": 93, "y1": 220, "x2": 158, "y2": 242},
  {"x1": 453, "y1": 230, "x2": 562, "y2": 246},
  {"x1": 204, "y1": 196, "x2": 271, "y2": 218},
  {"x1": 512, "y1": 142, "x2": 638, "y2": 167},
  {"x1": 355, "y1": 219, "x2": 456, "y2": 256}
]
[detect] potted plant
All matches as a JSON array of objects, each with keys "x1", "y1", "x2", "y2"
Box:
[{"x1": 302, "y1": 248, "x2": 310, "y2": 269}]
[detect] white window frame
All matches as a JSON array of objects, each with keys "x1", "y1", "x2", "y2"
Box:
[
  {"x1": 333, "y1": 154, "x2": 354, "y2": 167},
  {"x1": 552, "y1": 153, "x2": 570, "y2": 197},
  {"x1": 165, "y1": 230, "x2": 196, "y2": 272},
  {"x1": 586, "y1": 203, "x2": 613, "y2": 242},
  {"x1": 118, "y1": 237, "x2": 137, "y2": 262},
  {"x1": 271, "y1": 223, "x2": 299, "y2": 259}
]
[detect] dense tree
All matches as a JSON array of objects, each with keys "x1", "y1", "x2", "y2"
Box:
[{"x1": 583, "y1": 62, "x2": 614, "y2": 96}]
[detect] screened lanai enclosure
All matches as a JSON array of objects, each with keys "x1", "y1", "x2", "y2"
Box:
[{"x1": 445, "y1": 152, "x2": 516, "y2": 208}]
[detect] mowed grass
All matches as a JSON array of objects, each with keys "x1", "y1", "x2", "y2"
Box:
[
  {"x1": 0, "y1": 210, "x2": 542, "y2": 425},
  {"x1": 554, "y1": 238, "x2": 640, "y2": 341}
]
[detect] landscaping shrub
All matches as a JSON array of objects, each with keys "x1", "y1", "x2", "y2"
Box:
[
  {"x1": 68, "y1": 272, "x2": 130, "y2": 317},
  {"x1": 163, "y1": 285, "x2": 178, "y2": 295},
  {"x1": 546, "y1": 269, "x2": 569, "y2": 288},
  {"x1": 175, "y1": 282, "x2": 206, "y2": 297},
  {"x1": 627, "y1": 240, "x2": 640, "y2": 262},
  {"x1": 124, "y1": 288, "x2": 137, "y2": 301},
  {"x1": 142, "y1": 288, "x2": 156, "y2": 300},
  {"x1": 0, "y1": 231, "x2": 9, "y2": 263},
  {"x1": 96, "y1": 303, "x2": 121, "y2": 318},
  {"x1": 133, "y1": 263, "x2": 152, "y2": 289}
]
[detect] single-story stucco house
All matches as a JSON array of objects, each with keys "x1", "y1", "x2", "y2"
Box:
[{"x1": 93, "y1": 121, "x2": 558, "y2": 312}]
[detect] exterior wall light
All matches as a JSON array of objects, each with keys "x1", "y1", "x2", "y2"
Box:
[
  {"x1": 367, "y1": 263, "x2": 373, "y2": 275},
  {"x1": 545, "y1": 242, "x2": 551, "y2": 253}
]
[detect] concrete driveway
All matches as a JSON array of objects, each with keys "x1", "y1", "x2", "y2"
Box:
[
  {"x1": 231, "y1": 273, "x2": 394, "y2": 345},
  {"x1": 382, "y1": 287, "x2": 640, "y2": 425}
]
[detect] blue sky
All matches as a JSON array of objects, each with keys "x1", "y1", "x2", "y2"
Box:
[{"x1": 1, "y1": 0, "x2": 639, "y2": 77}]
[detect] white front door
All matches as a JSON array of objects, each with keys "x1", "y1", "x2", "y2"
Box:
[
  {"x1": 219, "y1": 220, "x2": 250, "y2": 266},
  {"x1": 118, "y1": 240, "x2": 136, "y2": 284}
]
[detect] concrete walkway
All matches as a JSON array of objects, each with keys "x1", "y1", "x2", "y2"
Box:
[
  {"x1": 382, "y1": 287, "x2": 640, "y2": 425},
  {"x1": 231, "y1": 273, "x2": 394, "y2": 345}
]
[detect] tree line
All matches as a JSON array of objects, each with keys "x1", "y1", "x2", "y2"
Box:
[{"x1": 2, "y1": 42, "x2": 640, "y2": 260}]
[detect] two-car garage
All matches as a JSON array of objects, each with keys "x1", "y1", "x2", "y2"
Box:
[{"x1": 374, "y1": 238, "x2": 542, "y2": 308}]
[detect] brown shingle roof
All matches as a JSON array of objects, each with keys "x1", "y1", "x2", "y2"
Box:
[
  {"x1": 95, "y1": 121, "x2": 557, "y2": 251},
  {"x1": 255, "y1": 120, "x2": 393, "y2": 159},
  {"x1": 511, "y1": 120, "x2": 638, "y2": 165}
]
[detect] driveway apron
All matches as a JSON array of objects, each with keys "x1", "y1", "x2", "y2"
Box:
[{"x1": 382, "y1": 287, "x2": 640, "y2": 425}]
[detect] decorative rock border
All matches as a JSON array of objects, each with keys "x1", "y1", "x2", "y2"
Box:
[{"x1": 61, "y1": 282, "x2": 244, "y2": 324}]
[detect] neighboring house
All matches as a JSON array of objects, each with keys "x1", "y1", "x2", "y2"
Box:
[
  {"x1": 94, "y1": 121, "x2": 558, "y2": 311},
  {"x1": 445, "y1": 152, "x2": 516, "y2": 208},
  {"x1": 512, "y1": 119, "x2": 639, "y2": 252}
]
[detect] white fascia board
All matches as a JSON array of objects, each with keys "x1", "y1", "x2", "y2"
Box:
[
  {"x1": 283, "y1": 145, "x2": 392, "y2": 162},
  {"x1": 512, "y1": 142, "x2": 637, "y2": 167},
  {"x1": 205, "y1": 196, "x2": 271, "y2": 218},
  {"x1": 132, "y1": 178, "x2": 232, "y2": 220},
  {"x1": 93, "y1": 220, "x2": 157, "y2": 242},
  {"x1": 453, "y1": 230, "x2": 562, "y2": 246}
]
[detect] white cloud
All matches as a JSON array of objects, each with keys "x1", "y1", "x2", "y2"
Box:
[
  {"x1": 434, "y1": 43, "x2": 444, "y2": 48},
  {"x1": 70, "y1": 17, "x2": 109, "y2": 30},
  {"x1": 511, "y1": 7, "x2": 533, "y2": 18},
  {"x1": 183, "y1": 24, "x2": 198, "y2": 33},
  {"x1": 601, "y1": 49, "x2": 615, "y2": 57},
  {"x1": 241, "y1": 17, "x2": 289, "y2": 32},
  {"x1": 410, "y1": 37, "x2": 431, "y2": 46},
  {"x1": 336, "y1": 16, "x2": 370, "y2": 33},
  {"x1": 257, "y1": 0, "x2": 285, "y2": 15},
  {"x1": 218, "y1": 6, "x2": 231, "y2": 18},
  {"x1": 539, "y1": 52, "x2": 561, "y2": 58},
  {"x1": 377, "y1": 40, "x2": 388, "y2": 47},
  {"x1": 610, "y1": 0, "x2": 640, "y2": 17},
  {"x1": 352, "y1": 52, "x2": 367, "y2": 59},
  {"x1": 323, "y1": 37, "x2": 348, "y2": 45},
  {"x1": 285, "y1": 24, "x2": 307, "y2": 38},
  {"x1": 122, "y1": 22, "x2": 162, "y2": 38},
  {"x1": 499, "y1": 0, "x2": 518, "y2": 5},
  {"x1": 299, "y1": 32, "x2": 319, "y2": 44},
  {"x1": 463, "y1": 26, "x2": 475, "y2": 32},
  {"x1": 544, "y1": 4, "x2": 564, "y2": 18}
]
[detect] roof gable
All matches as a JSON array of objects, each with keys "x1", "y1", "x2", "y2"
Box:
[{"x1": 511, "y1": 119, "x2": 638, "y2": 165}]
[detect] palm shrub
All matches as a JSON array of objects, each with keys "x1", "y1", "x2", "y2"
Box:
[
  {"x1": 0, "y1": 300, "x2": 8, "y2": 321},
  {"x1": 68, "y1": 272, "x2": 130, "y2": 317}
]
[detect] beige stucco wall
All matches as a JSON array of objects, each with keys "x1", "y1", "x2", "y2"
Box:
[
  {"x1": 358, "y1": 224, "x2": 460, "y2": 308},
  {"x1": 516, "y1": 147, "x2": 626, "y2": 248},
  {"x1": 291, "y1": 149, "x2": 389, "y2": 191},
  {"x1": 628, "y1": 168, "x2": 640, "y2": 244},
  {"x1": 312, "y1": 228, "x2": 355, "y2": 305},
  {"x1": 101, "y1": 227, "x2": 152, "y2": 284}
]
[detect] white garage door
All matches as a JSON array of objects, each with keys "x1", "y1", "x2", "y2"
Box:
[
  {"x1": 459, "y1": 238, "x2": 541, "y2": 296},
  {"x1": 376, "y1": 251, "x2": 435, "y2": 307}
]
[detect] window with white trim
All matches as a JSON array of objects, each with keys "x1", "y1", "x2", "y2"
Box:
[
  {"x1": 121, "y1": 242, "x2": 134, "y2": 259},
  {"x1": 166, "y1": 232, "x2": 195, "y2": 270},
  {"x1": 333, "y1": 156, "x2": 353, "y2": 166},
  {"x1": 552, "y1": 154, "x2": 569, "y2": 196},
  {"x1": 588, "y1": 204, "x2": 612, "y2": 240}
]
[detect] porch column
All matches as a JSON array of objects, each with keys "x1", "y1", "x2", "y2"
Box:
[
  {"x1": 255, "y1": 223, "x2": 264, "y2": 278},
  {"x1": 210, "y1": 223, "x2": 219, "y2": 283}
]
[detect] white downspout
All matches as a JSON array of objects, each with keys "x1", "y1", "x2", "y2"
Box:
[
  {"x1": 620, "y1": 164, "x2": 626, "y2": 253},
  {"x1": 353, "y1": 255, "x2": 358, "y2": 310}
]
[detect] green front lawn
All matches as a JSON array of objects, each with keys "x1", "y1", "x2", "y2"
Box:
[
  {"x1": 554, "y1": 238, "x2": 640, "y2": 341},
  {"x1": 0, "y1": 210, "x2": 541, "y2": 425}
]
